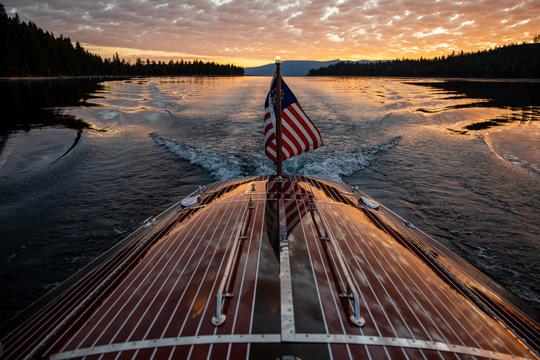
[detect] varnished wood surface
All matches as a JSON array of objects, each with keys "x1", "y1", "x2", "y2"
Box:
[{"x1": 1, "y1": 176, "x2": 538, "y2": 360}]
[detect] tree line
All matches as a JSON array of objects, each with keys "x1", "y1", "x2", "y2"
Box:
[
  {"x1": 309, "y1": 42, "x2": 540, "y2": 78},
  {"x1": 0, "y1": 5, "x2": 244, "y2": 77}
]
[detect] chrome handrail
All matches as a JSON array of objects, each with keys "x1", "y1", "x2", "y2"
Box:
[
  {"x1": 328, "y1": 231, "x2": 365, "y2": 327},
  {"x1": 311, "y1": 201, "x2": 365, "y2": 327},
  {"x1": 212, "y1": 197, "x2": 253, "y2": 326}
]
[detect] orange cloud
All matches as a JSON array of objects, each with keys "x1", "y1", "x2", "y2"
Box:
[{"x1": 5, "y1": 0, "x2": 540, "y2": 66}]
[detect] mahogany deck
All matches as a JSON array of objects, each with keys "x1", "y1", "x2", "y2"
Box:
[{"x1": 1, "y1": 176, "x2": 538, "y2": 360}]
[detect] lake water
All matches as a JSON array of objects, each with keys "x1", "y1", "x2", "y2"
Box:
[{"x1": 0, "y1": 76, "x2": 539, "y2": 325}]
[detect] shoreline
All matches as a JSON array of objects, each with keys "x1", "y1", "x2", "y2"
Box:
[
  {"x1": 2, "y1": 75, "x2": 540, "y2": 81},
  {"x1": 305, "y1": 75, "x2": 540, "y2": 82},
  {"x1": 0, "y1": 74, "x2": 245, "y2": 81}
]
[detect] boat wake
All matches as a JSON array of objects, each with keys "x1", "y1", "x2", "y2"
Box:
[
  {"x1": 150, "y1": 133, "x2": 400, "y2": 182},
  {"x1": 150, "y1": 133, "x2": 250, "y2": 180}
]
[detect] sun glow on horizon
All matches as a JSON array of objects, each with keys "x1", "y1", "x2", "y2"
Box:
[{"x1": 82, "y1": 44, "x2": 269, "y2": 67}]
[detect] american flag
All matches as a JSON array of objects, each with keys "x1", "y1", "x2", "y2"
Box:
[
  {"x1": 265, "y1": 177, "x2": 313, "y2": 258},
  {"x1": 263, "y1": 75, "x2": 323, "y2": 162}
]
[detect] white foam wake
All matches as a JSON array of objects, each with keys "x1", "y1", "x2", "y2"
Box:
[
  {"x1": 150, "y1": 133, "x2": 245, "y2": 180},
  {"x1": 150, "y1": 133, "x2": 400, "y2": 182},
  {"x1": 285, "y1": 136, "x2": 400, "y2": 182}
]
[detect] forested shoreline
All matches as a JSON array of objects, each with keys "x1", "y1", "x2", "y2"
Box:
[
  {"x1": 0, "y1": 5, "x2": 243, "y2": 77},
  {"x1": 309, "y1": 42, "x2": 540, "y2": 78}
]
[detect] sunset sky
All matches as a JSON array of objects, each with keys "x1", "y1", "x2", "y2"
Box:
[{"x1": 4, "y1": 0, "x2": 540, "y2": 67}]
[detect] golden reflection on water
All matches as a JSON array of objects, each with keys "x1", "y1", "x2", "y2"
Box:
[{"x1": 64, "y1": 76, "x2": 540, "y2": 174}]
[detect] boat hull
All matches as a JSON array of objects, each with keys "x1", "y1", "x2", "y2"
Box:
[{"x1": 1, "y1": 176, "x2": 538, "y2": 359}]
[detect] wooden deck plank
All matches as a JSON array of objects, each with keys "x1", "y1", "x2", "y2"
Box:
[
  {"x1": 321, "y1": 197, "x2": 532, "y2": 358},
  {"x1": 75, "y1": 201, "x2": 229, "y2": 349},
  {"x1": 173, "y1": 201, "x2": 247, "y2": 339},
  {"x1": 55, "y1": 207, "x2": 210, "y2": 352},
  {"x1": 188, "y1": 196, "x2": 264, "y2": 358}
]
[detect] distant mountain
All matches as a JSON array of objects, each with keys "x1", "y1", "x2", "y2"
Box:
[{"x1": 245, "y1": 60, "x2": 342, "y2": 76}]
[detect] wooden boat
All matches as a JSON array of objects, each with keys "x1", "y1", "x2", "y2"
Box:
[{"x1": 1, "y1": 175, "x2": 539, "y2": 359}]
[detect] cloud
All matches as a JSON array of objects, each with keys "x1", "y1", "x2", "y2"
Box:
[
  {"x1": 321, "y1": 6, "x2": 339, "y2": 21},
  {"x1": 414, "y1": 27, "x2": 449, "y2": 38},
  {"x1": 327, "y1": 32, "x2": 345, "y2": 42},
  {"x1": 3, "y1": 0, "x2": 540, "y2": 65}
]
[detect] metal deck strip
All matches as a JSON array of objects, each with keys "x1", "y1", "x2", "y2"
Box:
[
  {"x1": 49, "y1": 334, "x2": 527, "y2": 360},
  {"x1": 279, "y1": 195, "x2": 296, "y2": 342},
  {"x1": 4, "y1": 177, "x2": 537, "y2": 360}
]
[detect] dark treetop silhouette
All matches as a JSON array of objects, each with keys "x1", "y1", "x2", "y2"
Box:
[
  {"x1": 0, "y1": 4, "x2": 243, "y2": 77},
  {"x1": 309, "y1": 42, "x2": 540, "y2": 78}
]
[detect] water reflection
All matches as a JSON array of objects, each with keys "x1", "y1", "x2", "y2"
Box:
[
  {"x1": 0, "y1": 78, "x2": 103, "y2": 133},
  {"x1": 410, "y1": 80, "x2": 540, "y2": 131},
  {"x1": 265, "y1": 177, "x2": 313, "y2": 258}
]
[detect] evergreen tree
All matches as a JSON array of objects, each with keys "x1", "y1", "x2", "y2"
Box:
[
  {"x1": 309, "y1": 43, "x2": 540, "y2": 78},
  {"x1": 0, "y1": 4, "x2": 244, "y2": 77}
]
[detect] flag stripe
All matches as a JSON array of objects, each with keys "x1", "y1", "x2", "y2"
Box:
[
  {"x1": 289, "y1": 103, "x2": 322, "y2": 147},
  {"x1": 282, "y1": 110, "x2": 312, "y2": 150},
  {"x1": 281, "y1": 126, "x2": 304, "y2": 155},
  {"x1": 297, "y1": 103, "x2": 323, "y2": 142},
  {"x1": 285, "y1": 107, "x2": 317, "y2": 148},
  {"x1": 280, "y1": 133, "x2": 297, "y2": 158}
]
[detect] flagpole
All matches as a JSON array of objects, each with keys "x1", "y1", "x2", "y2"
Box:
[{"x1": 274, "y1": 56, "x2": 283, "y2": 177}]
